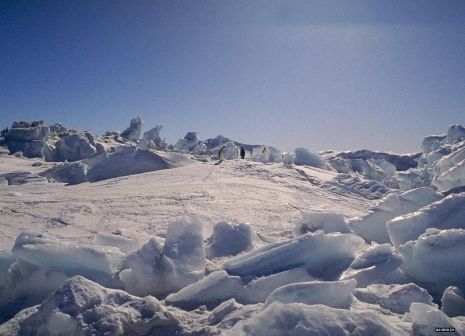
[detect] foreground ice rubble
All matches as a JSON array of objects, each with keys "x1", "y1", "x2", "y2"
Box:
[
  {"x1": 119, "y1": 217, "x2": 205, "y2": 297},
  {"x1": 387, "y1": 192, "x2": 465, "y2": 248},
  {"x1": 349, "y1": 187, "x2": 443, "y2": 243},
  {"x1": 398, "y1": 228, "x2": 465, "y2": 298},
  {"x1": 0, "y1": 276, "x2": 180, "y2": 336}
]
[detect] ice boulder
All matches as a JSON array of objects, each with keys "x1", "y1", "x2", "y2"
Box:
[
  {"x1": 387, "y1": 193, "x2": 465, "y2": 248},
  {"x1": 241, "y1": 267, "x2": 319, "y2": 304},
  {"x1": 12, "y1": 231, "x2": 125, "y2": 280},
  {"x1": 0, "y1": 276, "x2": 180, "y2": 336},
  {"x1": 175, "y1": 131, "x2": 201, "y2": 151},
  {"x1": 228, "y1": 302, "x2": 407, "y2": 336},
  {"x1": 421, "y1": 135, "x2": 446, "y2": 155},
  {"x1": 433, "y1": 159, "x2": 465, "y2": 192},
  {"x1": 433, "y1": 147, "x2": 465, "y2": 176},
  {"x1": 282, "y1": 152, "x2": 295, "y2": 167},
  {"x1": 224, "y1": 231, "x2": 364, "y2": 280},
  {"x1": 208, "y1": 298, "x2": 243, "y2": 325},
  {"x1": 353, "y1": 283, "x2": 435, "y2": 314},
  {"x1": 398, "y1": 229, "x2": 465, "y2": 298},
  {"x1": 446, "y1": 124, "x2": 465, "y2": 144},
  {"x1": 143, "y1": 124, "x2": 166, "y2": 149},
  {"x1": 349, "y1": 187, "x2": 442, "y2": 244},
  {"x1": 293, "y1": 147, "x2": 328, "y2": 169},
  {"x1": 121, "y1": 115, "x2": 143, "y2": 141},
  {"x1": 442, "y1": 286, "x2": 465, "y2": 318},
  {"x1": 340, "y1": 243, "x2": 403, "y2": 288},
  {"x1": 206, "y1": 221, "x2": 254, "y2": 258},
  {"x1": 251, "y1": 146, "x2": 270, "y2": 163},
  {"x1": 165, "y1": 270, "x2": 244, "y2": 310},
  {"x1": 0, "y1": 258, "x2": 69, "y2": 324},
  {"x1": 326, "y1": 156, "x2": 352, "y2": 173},
  {"x1": 294, "y1": 211, "x2": 352, "y2": 236},
  {"x1": 55, "y1": 133, "x2": 96, "y2": 162},
  {"x1": 264, "y1": 279, "x2": 356, "y2": 309},
  {"x1": 222, "y1": 141, "x2": 239, "y2": 160},
  {"x1": 4, "y1": 121, "x2": 49, "y2": 158},
  {"x1": 42, "y1": 161, "x2": 88, "y2": 184},
  {"x1": 120, "y1": 217, "x2": 205, "y2": 297},
  {"x1": 411, "y1": 303, "x2": 464, "y2": 336}
]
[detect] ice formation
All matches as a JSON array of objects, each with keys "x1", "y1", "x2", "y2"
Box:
[
  {"x1": 0, "y1": 276, "x2": 180, "y2": 336},
  {"x1": 410, "y1": 303, "x2": 465, "y2": 336},
  {"x1": 264, "y1": 279, "x2": 356, "y2": 309},
  {"x1": 398, "y1": 229, "x2": 465, "y2": 297},
  {"x1": 349, "y1": 187, "x2": 443, "y2": 243},
  {"x1": 206, "y1": 221, "x2": 254, "y2": 258},
  {"x1": 340, "y1": 243, "x2": 403, "y2": 288},
  {"x1": 293, "y1": 147, "x2": 328, "y2": 169},
  {"x1": 442, "y1": 286, "x2": 465, "y2": 318},
  {"x1": 119, "y1": 217, "x2": 205, "y2": 297},
  {"x1": 294, "y1": 211, "x2": 352, "y2": 235},
  {"x1": 228, "y1": 302, "x2": 407, "y2": 336},
  {"x1": 121, "y1": 115, "x2": 143, "y2": 141},
  {"x1": 353, "y1": 283, "x2": 435, "y2": 314},
  {"x1": 387, "y1": 192, "x2": 465, "y2": 248},
  {"x1": 2, "y1": 122, "x2": 465, "y2": 334},
  {"x1": 224, "y1": 231, "x2": 364, "y2": 280}
]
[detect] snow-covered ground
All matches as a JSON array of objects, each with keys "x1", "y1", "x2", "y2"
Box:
[{"x1": 1, "y1": 121, "x2": 465, "y2": 335}]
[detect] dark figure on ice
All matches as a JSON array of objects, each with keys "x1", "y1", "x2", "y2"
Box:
[
  {"x1": 218, "y1": 146, "x2": 225, "y2": 161},
  {"x1": 240, "y1": 147, "x2": 246, "y2": 159}
]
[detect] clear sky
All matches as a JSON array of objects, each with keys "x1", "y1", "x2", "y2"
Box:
[{"x1": 1, "y1": 0, "x2": 465, "y2": 153}]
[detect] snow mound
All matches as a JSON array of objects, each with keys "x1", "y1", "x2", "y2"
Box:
[
  {"x1": 350, "y1": 187, "x2": 442, "y2": 243},
  {"x1": 353, "y1": 283, "x2": 435, "y2": 314},
  {"x1": 119, "y1": 217, "x2": 205, "y2": 297},
  {"x1": 86, "y1": 147, "x2": 191, "y2": 182},
  {"x1": 44, "y1": 147, "x2": 192, "y2": 184},
  {"x1": 228, "y1": 302, "x2": 407, "y2": 336},
  {"x1": 0, "y1": 276, "x2": 180, "y2": 336},
  {"x1": 293, "y1": 147, "x2": 328, "y2": 169},
  {"x1": 398, "y1": 229, "x2": 465, "y2": 297},
  {"x1": 224, "y1": 231, "x2": 364, "y2": 280},
  {"x1": 387, "y1": 192, "x2": 465, "y2": 248},
  {"x1": 442, "y1": 286, "x2": 465, "y2": 318},
  {"x1": 206, "y1": 221, "x2": 254, "y2": 258},
  {"x1": 340, "y1": 243, "x2": 403, "y2": 288},
  {"x1": 264, "y1": 279, "x2": 356, "y2": 309},
  {"x1": 294, "y1": 211, "x2": 352, "y2": 235}
]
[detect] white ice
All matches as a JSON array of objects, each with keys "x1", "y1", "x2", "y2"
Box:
[
  {"x1": 349, "y1": 187, "x2": 442, "y2": 243},
  {"x1": 387, "y1": 192, "x2": 465, "y2": 248}
]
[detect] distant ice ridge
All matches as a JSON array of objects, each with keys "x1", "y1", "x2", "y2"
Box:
[{"x1": 42, "y1": 146, "x2": 192, "y2": 184}]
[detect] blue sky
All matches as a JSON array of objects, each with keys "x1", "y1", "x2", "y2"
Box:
[{"x1": 1, "y1": 0, "x2": 464, "y2": 153}]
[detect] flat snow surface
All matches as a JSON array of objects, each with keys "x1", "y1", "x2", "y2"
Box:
[{"x1": 0, "y1": 154, "x2": 371, "y2": 250}]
